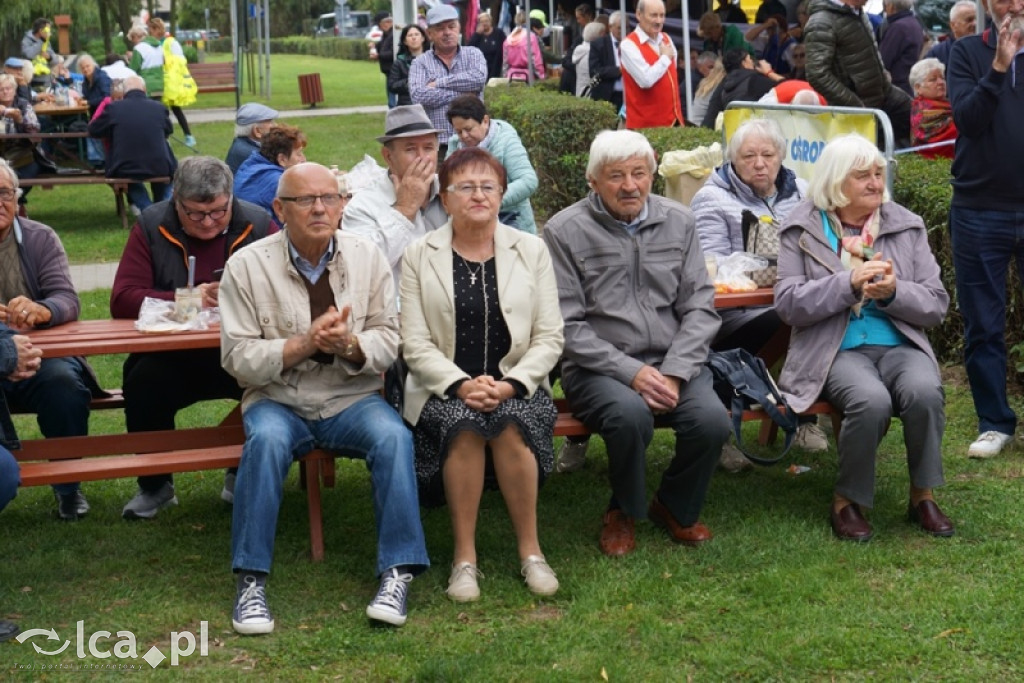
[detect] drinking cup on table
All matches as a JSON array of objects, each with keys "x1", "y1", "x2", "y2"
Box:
[
  {"x1": 704, "y1": 254, "x2": 718, "y2": 280},
  {"x1": 174, "y1": 287, "x2": 202, "y2": 322}
]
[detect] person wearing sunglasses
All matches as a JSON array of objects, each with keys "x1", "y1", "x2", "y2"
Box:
[{"x1": 111, "y1": 156, "x2": 275, "y2": 519}]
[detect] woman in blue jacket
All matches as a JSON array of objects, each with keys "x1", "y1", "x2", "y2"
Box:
[
  {"x1": 233, "y1": 124, "x2": 307, "y2": 228},
  {"x1": 444, "y1": 96, "x2": 539, "y2": 235}
]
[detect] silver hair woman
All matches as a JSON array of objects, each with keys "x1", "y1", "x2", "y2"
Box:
[{"x1": 774, "y1": 133, "x2": 953, "y2": 542}]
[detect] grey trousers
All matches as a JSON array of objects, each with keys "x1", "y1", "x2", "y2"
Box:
[
  {"x1": 563, "y1": 366, "x2": 729, "y2": 525},
  {"x1": 822, "y1": 345, "x2": 946, "y2": 508}
]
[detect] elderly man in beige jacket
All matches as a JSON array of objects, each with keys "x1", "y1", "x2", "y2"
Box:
[{"x1": 219, "y1": 162, "x2": 428, "y2": 636}]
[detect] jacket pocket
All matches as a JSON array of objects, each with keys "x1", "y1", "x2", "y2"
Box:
[
  {"x1": 641, "y1": 243, "x2": 685, "y2": 309},
  {"x1": 577, "y1": 246, "x2": 630, "y2": 313},
  {"x1": 255, "y1": 304, "x2": 298, "y2": 339}
]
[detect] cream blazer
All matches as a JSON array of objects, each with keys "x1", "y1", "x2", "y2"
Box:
[{"x1": 400, "y1": 220, "x2": 564, "y2": 425}]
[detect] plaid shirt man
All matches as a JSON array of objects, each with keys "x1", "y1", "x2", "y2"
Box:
[{"x1": 408, "y1": 46, "x2": 488, "y2": 144}]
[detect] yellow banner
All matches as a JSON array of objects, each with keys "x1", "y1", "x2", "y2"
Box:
[{"x1": 723, "y1": 108, "x2": 877, "y2": 183}]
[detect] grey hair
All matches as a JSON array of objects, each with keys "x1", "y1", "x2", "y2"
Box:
[
  {"x1": 77, "y1": 54, "x2": 97, "y2": 69},
  {"x1": 807, "y1": 134, "x2": 888, "y2": 211},
  {"x1": 0, "y1": 73, "x2": 16, "y2": 89},
  {"x1": 234, "y1": 122, "x2": 256, "y2": 138},
  {"x1": 950, "y1": 0, "x2": 975, "y2": 21},
  {"x1": 586, "y1": 130, "x2": 657, "y2": 179},
  {"x1": 172, "y1": 156, "x2": 234, "y2": 203},
  {"x1": 697, "y1": 51, "x2": 718, "y2": 68},
  {"x1": 127, "y1": 26, "x2": 148, "y2": 42},
  {"x1": 887, "y1": 0, "x2": 914, "y2": 11},
  {"x1": 909, "y1": 57, "x2": 944, "y2": 90},
  {"x1": 0, "y1": 158, "x2": 24, "y2": 200},
  {"x1": 583, "y1": 22, "x2": 606, "y2": 41},
  {"x1": 791, "y1": 89, "x2": 822, "y2": 105},
  {"x1": 123, "y1": 75, "x2": 146, "y2": 93},
  {"x1": 727, "y1": 118, "x2": 787, "y2": 164}
]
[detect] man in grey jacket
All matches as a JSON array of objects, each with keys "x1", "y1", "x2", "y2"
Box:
[{"x1": 543, "y1": 130, "x2": 730, "y2": 558}]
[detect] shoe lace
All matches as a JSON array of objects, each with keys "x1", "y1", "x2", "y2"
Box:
[
  {"x1": 977, "y1": 431, "x2": 1003, "y2": 443},
  {"x1": 521, "y1": 556, "x2": 555, "y2": 579},
  {"x1": 373, "y1": 570, "x2": 412, "y2": 611},
  {"x1": 450, "y1": 563, "x2": 483, "y2": 585},
  {"x1": 237, "y1": 577, "x2": 270, "y2": 620}
]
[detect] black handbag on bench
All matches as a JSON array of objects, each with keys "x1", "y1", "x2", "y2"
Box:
[{"x1": 707, "y1": 348, "x2": 798, "y2": 466}]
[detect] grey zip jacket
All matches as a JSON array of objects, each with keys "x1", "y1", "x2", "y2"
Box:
[{"x1": 543, "y1": 192, "x2": 720, "y2": 388}]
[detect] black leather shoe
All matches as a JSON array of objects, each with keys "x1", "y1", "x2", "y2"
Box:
[
  {"x1": 908, "y1": 500, "x2": 955, "y2": 537},
  {"x1": 55, "y1": 490, "x2": 90, "y2": 521},
  {"x1": 0, "y1": 619, "x2": 20, "y2": 643},
  {"x1": 830, "y1": 503, "x2": 873, "y2": 542}
]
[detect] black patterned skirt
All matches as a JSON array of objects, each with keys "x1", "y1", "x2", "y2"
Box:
[{"x1": 413, "y1": 391, "x2": 557, "y2": 507}]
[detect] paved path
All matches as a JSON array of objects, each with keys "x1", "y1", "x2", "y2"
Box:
[{"x1": 69, "y1": 105, "x2": 387, "y2": 292}]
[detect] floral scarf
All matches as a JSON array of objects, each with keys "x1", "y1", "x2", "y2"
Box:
[{"x1": 820, "y1": 207, "x2": 881, "y2": 315}]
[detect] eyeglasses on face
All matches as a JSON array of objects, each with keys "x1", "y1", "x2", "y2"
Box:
[
  {"x1": 445, "y1": 183, "x2": 503, "y2": 197},
  {"x1": 278, "y1": 193, "x2": 345, "y2": 209},
  {"x1": 0, "y1": 187, "x2": 18, "y2": 201},
  {"x1": 178, "y1": 200, "x2": 230, "y2": 222}
]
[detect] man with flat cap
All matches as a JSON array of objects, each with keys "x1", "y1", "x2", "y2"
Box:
[
  {"x1": 342, "y1": 104, "x2": 448, "y2": 287},
  {"x1": 408, "y1": 3, "x2": 488, "y2": 158},
  {"x1": 225, "y1": 103, "x2": 280, "y2": 175}
]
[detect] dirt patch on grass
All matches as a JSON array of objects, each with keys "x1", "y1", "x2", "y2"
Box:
[{"x1": 941, "y1": 365, "x2": 968, "y2": 388}]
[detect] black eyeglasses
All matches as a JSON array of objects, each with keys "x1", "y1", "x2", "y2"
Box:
[
  {"x1": 278, "y1": 194, "x2": 345, "y2": 209},
  {"x1": 178, "y1": 201, "x2": 230, "y2": 222}
]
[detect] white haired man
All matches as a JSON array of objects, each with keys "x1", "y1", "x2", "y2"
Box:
[
  {"x1": 225, "y1": 103, "x2": 280, "y2": 174},
  {"x1": 543, "y1": 130, "x2": 730, "y2": 557},
  {"x1": 620, "y1": 0, "x2": 684, "y2": 128},
  {"x1": 925, "y1": 0, "x2": 978, "y2": 65}
]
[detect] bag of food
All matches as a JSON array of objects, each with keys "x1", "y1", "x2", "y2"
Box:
[{"x1": 713, "y1": 252, "x2": 769, "y2": 293}]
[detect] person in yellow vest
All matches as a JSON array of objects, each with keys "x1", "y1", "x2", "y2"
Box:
[
  {"x1": 620, "y1": 0, "x2": 684, "y2": 129},
  {"x1": 21, "y1": 18, "x2": 59, "y2": 89}
]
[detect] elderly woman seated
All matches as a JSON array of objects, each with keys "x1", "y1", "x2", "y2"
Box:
[
  {"x1": 774, "y1": 134, "x2": 953, "y2": 542},
  {"x1": 909, "y1": 57, "x2": 956, "y2": 160},
  {"x1": 691, "y1": 118, "x2": 827, "y2": 471},
  {"x1": 445, "y1": 95, "x2": 539, "y2": 235},
  {"x1": 400, "y1": 148, "x2": 564, "y2": 602}
]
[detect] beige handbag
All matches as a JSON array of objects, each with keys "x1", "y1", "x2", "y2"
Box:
[{"x1": 742, "y1": 210, "x2": 780, "y2": 288}]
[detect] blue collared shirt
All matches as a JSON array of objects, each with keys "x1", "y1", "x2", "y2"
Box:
[{"x1": 287, "y1": 233, "x2": 334, "y2": 284}]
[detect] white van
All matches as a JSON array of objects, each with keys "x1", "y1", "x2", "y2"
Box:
[{"x1": 314, "y1": 10, "x2": 373, "y2": 38}]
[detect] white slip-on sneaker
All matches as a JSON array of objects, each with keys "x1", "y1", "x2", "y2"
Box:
[
  {"x1": 446, "y1": 562, "x2": 482, "y2": 602},
  {"x1": 967, "y1": 431, "x2": 1013, "y2": 459},
  {"x1": 521, "y1": 555, "x2": 559, "y2": 596}
]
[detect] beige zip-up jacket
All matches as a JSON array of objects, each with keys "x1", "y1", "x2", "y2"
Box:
[{"x1": 219, "y1": 230, "x2": 399, "y2": 420}]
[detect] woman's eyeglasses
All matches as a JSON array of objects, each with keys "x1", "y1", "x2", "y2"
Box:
[{"x1": 446, "y1": 183, "x2": 503, "y2": 197}]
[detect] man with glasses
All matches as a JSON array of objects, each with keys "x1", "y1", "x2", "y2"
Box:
[
  {"x1": 110, "y1": 156, "x2": 274, "y2": 518},
  {"x1": 219, "y1": 162, "x2": 428, "y2": 633},
  {"x1": 408, "y1": 4, "x2": 488, "y2": 158}
]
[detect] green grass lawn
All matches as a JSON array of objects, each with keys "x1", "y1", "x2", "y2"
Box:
[{"x1": 5, "y1": 53, "x2": 1024, "y2": 678}]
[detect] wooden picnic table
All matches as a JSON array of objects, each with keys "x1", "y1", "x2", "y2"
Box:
[
  {"x1": 26, "y1": 318, "x2": 221, "y2": 357},
  {"x1": 32, "y1": 100, "x2": 89, "y2": 117}
]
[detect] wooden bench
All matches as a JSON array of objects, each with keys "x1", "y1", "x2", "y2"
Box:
[
  {"x1": 553, "y1": 398, "x2": 842, "y2": 446},
  {"x1": 188, "y1": 62, "x2": 238, "y2": 95},
  {"x1": 20, "y1": 175, "x2": 172, "y2": 229},
  {"x1": 13, "y1": 422, "x2": 339, "y2": 562}
]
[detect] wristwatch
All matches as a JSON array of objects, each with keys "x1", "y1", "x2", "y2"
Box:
[{"x1": 340, "y1": 335, "x2": 359, "y2": 359}]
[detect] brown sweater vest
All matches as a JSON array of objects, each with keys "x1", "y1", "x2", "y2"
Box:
[{"x1": 299, "y1": 270, "x2": 336, "y2": 364}]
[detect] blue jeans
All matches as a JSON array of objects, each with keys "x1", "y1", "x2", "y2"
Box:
[
  {"x1": 949, "y1": 205, "x2": 1024, "y2": 434},
  {"x1": 125, "y1": 181, "x2": 172, "y2": 210},
  {"x1": 2, "y1": 358, "x2": 91, "y2": 495},
  {"x1": 231, "y1": 395, "x2": 429, "y2": 577},
  {"x1": 0, "y1": 447, "x2": 19, "y2": 512}
]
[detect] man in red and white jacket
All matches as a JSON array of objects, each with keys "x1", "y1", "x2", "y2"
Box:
[{"x1": 620, "y1": 0, "x2": 683, "y2": 129}]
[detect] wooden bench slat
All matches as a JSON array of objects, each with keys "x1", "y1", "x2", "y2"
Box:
[
  {"x1": 15, "y1": 425, "x2": 245, "y2": 461},
  {"x1": 18, "y1": 445, "x2": 243, "y2": 485}
]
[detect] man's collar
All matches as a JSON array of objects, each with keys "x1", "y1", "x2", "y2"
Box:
[
  {"x1": 286, "y1": 231, "x2": 335, "y2": 267},
  {"x1": 633, "y1": 26, "x2": 659, "y2": 43},
  {"x1": 592, "y1": 193, "x2": 650, "y2": 228}
]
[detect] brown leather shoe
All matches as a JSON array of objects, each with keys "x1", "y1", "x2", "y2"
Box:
[
  {"x1": 599, "y1": 509, "x2": 636, "y2": 557},
  {"x1": 648, "y1": 496, "x2": 712, "y2": 547},
  {"x1": 830, "y1": 503, "x2": 873, "y2": 542},
  {"x1": 908, "y1": 499, "x2": 955, "y2": 537}
]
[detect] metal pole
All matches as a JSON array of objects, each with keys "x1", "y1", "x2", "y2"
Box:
[
  {"x1": 230, "y1": 0, "x2": 240, "y2": 106},
  {"x1": 263, "y1": 0, "x2": 271, "y2": 98},
  {"x1": 681, "y1": 0, "x2": 693, "y2": 121}
]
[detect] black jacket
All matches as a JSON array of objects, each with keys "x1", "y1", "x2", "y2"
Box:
[
  {"x1": 88, "y1": 90, "x2": 177, "y2": 180},
  {"x1": 804, "y1": 0, "x2": 891, "y2": 107},
  {"x1": 388, "y1": 52, "x2": 415, "y2": 106},
  {"x1": 377, "y1": 28, "x2": 395, "y2": 75},
  {"x1": 137, "y1": 198, "x2": 272, "y2": 293},
  {"x1": 702, "y1": 68, "x2": 776, "y2": 128},
  {"x1": 588, "y1": 34, "x2": 621, "y2": 104}
]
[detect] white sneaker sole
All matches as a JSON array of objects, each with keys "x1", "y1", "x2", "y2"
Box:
[
  {"x1": 365, "y1": 605, "x2": 406, "y2": 626},
  {"x1": 122, "y1": 496, "x2": 179, "y2": 520},
  {"x1": 232, "y1": 618, "x2": 274, "y2": 635}
]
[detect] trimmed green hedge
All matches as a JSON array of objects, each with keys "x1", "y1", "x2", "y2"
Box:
[
  {"x1": 208, "y1": 37, "x2": 371, "y2": 61},
  {"x1": 486, "y1": 86, "x2": 1000, "y2": 365}
]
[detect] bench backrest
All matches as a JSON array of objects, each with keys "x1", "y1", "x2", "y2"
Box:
[{"x1": 189, "y1": 62, "x2": 237, "y2": 89}]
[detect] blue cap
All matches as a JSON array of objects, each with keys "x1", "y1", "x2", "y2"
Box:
[
  {"x1": 426, "y1": 4, "x2": 459, "y2": 26},
  {"x1": 236, "y1": 103, "x2": 280, "y2": 125},
  {"x1": 4, "y1": 57, "x2": 26, "y2": 69}
]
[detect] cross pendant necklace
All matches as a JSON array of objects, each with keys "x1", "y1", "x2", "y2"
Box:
[{"x1": 460, "y1": 257, "x2": 483, "y2": 286}]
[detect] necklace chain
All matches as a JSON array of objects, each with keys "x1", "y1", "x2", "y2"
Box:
[{"x1": 458, "y1": 253, "x2": 488, "y2": 372}]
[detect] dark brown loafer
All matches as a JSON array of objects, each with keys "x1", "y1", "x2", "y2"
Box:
[
  {"x1": 908, "y1": 499, "x2": 955, "y2": 537},
  {"x1": 648, "y1": 496, "x2": 712, "y2": 547},
  {"x1": 830, "y1": 503, "x2": 873, "y2": 542},
  {"x1": 599, "y1": 509, "x2": 636, "y2": 557}
]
